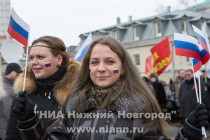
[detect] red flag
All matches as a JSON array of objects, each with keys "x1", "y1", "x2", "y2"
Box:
[
  {"x1": 145, "y1": 55, "x2": 153, "y2": 76},
  {"x1": 150, "y1": 37, "x2": 172, "y2": 75}
]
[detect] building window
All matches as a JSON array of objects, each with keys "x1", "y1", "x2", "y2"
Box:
[
  {"x1": 133, "y1": 54, "x2": 140, "y2": 65},
  {"x1": 181, "y1": 20, "x2": 187, "y2": 34},
  {"x1": 186, "y1": 57, "x2": 190, "y2": 62},
  {"x1": 114, "y1": 30, "x2": 120, "y2": 40},
  {"x1": 198, "y1": 21, "x2": 203, "y2": 29},
  {"x1": 133, "y1": 26, "x2": 140, "y2": 41},
  {"x1": 155, "y1": 22, "x2": 162, "y2": 37}
]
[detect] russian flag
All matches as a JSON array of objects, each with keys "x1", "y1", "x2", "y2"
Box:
[
  {"x1": 7, "y1": 9, "x2": 30, "y2": 47},
  {"x1": 74, "y1": 33, "x2": 93, "y2": 62},
  {"x1": 193, "y1": 58, "x2": 202, "y2": 73},
  {"x1": 192, "y1": 25, "x2": 210, "y2": 65},
  {"x1": 174, "y1": 33, "x2": 201, "y2": 61}
]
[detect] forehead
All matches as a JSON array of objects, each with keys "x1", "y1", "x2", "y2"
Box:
[
  {"x1": 179, "y1": 70, "x2": 185, "y2": 73},
  {"x1": 186, "y1": 71, "x2": 192, "y2": 74},
  {"x1": 30, "y1": 43, "x2": 52, "y2": 55},
  {"x1": 90, "y1": 44, "x2": 118, "y2": 58}
]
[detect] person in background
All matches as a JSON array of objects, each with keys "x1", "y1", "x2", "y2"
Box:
[
  {"x1": 0, "y1": 63, "x2": 22, "y2": 139},
  {"x1": 141, "y1": 74, "x2": 156, "y2": 96},
  {"x1": 179, "y1": 69, "x2": 205, "y2": 125},
  {"x1": 149, "y1": 73, "x2": 167, "y2": 112},
  {"x1": 10, "y1": 36, "x2": 209, "y2": 140},
  {"x1": 203, "y1": 68, "x2": 210, "y2": 124},
  {"x1": 170, "y1": 69, "x2": 186, "y2": 108},
  {"x1": 5, "y1": 36, "x2": 80, "y2": 140}
]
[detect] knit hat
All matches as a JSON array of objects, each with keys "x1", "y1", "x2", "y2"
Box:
[{"x1": 5, "y1": 63, "x2": 22, "y2": 75}]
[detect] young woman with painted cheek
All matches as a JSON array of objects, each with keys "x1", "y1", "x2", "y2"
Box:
[
  {"x1": 89, "y1": 43, "x2": 123, "y2": 88},
  {"x1": 29, "y1": 42, "x2": 63, "y2": 79},
  {"x1": 6, "y1": 36, "x2": 80, "y2": 140},
  {"x1": 11, "y1": 36, "x2": 209, "y2": 140}
]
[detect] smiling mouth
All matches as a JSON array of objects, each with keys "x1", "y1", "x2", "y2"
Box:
[{"x1": 97, "y1": 76, "x2": 108, "y2": 79}]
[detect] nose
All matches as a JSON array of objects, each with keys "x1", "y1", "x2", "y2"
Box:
[{"x1": 98, "y1": 62, "x2": 106, "y2": 72}]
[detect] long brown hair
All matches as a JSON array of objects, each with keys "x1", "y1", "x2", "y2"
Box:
[{"x1": 68, "y1": 36, "x2": 168, "y2": 136}]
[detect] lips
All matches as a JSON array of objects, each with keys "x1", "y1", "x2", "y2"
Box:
[
  {"x1": 97, "y1": 76, "x2": 108, "y2": 80},
  {"x1": 33, "y1": 67, "x2": 42, "y2": 73}
]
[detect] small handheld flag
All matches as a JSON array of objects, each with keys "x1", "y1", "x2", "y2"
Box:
[
  {"x1": 174, "y1": 33, "x2": 201, "y2": 61},
  {"x1": 192, "y1": 25, "x2": 210, "y2": 65},
  {"x1": 8, "y1": 8, "x2": 30, "y2": 47}
]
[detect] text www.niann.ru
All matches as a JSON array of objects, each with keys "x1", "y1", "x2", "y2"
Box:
[{"x1": 66, "y1": 126, "x2": 143, "y2": 133}]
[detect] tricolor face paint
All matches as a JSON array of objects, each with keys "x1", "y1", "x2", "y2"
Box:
[
  {"x1": 30, "y1": 43, "x2": 61, "y2": 79},
  {"x1": 113, "y1": 68, "x2": 119, "y2": 74},
  {"x1": 89, "y1": 44, "x2": 123, "y2": 88},
  {"x1": 44, "y1": 61, "x2": 52, "y2": 67}
]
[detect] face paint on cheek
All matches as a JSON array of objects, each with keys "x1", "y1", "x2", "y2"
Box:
[
  {"x1": 44, "y1": 61, "x2": 52, "y2": 68},
  {"x1": 113, "y1": 68, "x2": 119, "y2": 74}
]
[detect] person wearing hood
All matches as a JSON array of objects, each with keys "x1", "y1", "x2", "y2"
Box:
[
  {"x1": 149, "y1": 73, "x2": 167, "y2": 111},
  {"x1": 5, "y1": 36, "x2": 80, "y2": 140}
]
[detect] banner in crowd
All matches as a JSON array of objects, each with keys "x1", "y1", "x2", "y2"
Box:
[
  {"x1": 150, "y1": 37, "x2": 172, "y2": 75},
  {"x1": 145, "y1": 55, "x2": 153, "y2": 76}
]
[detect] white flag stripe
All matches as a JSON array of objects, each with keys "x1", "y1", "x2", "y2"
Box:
[
  {"x1": 174, "y1": 33, "x2": 199, "y2": 46},
  {"x1": 11, "y1": 8, "x2": 30, "y2": 32}
]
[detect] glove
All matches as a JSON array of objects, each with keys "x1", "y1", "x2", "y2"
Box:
[
  {"x1": 188, "y1": 103, "x2": 209, "y2": 129},
  {"x1": 182, "y1": 103, "x2": 209, "y2": 140},
  {"x1": 12, "y1": 91, "x2": 35, "y2": 121}
]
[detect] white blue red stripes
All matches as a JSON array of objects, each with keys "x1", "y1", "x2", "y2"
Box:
[
  {"x1": 44, "y1": 62, "x2": 51, "y2": 67},
  {"x1": 113, "y1": 68, "x2": 119, "y2": 73},
  {"x1": 192, "y1": 25, "x2": 210, "y2": 65},
  {"x1": 174, "y1": 33, "x2": 201, "y2": 61},
  {"x1": 192, "y1": 25, "x2": 209, "y2": 51},
  {"x1": 193, "y1": 58, "x2": 202, "y2": 73},
  {"x1": 7, "y1": 9, "x2": 30, "y2": 47}
]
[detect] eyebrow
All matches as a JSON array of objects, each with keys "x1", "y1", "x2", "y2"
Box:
[{"x1": 90, "y1": 57, "x2": 114, "y2": 60}]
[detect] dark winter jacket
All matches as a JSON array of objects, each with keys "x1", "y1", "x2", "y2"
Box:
[
  {"x1": 5, "y1": 59, "x2": 80, "y2": 140},
  {"x1": 149, "y1": 73, "x2": 167, "y2": 109},
  {"x1": 179, "y1": 79, "x2": 205, "y2": 119},
  {"x1": 15, "y1": 90, "x2": 196, "y2": 140},
  {"x1": 0, "y1": 73, "x2": 16, "y2": 139}
]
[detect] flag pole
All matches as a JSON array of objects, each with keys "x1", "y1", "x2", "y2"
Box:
[
  {"x1": 22, "y1": 45, "x2": 29, "y2": 91},
  {"x1": 191, "y1": 58, "x2": 200, "y2": 103},
  {"x1": 198, "y1": 76, "x2": 207, "y2": 138},
  {"x1": 191, "y1": 58, "x2": 207, "y2": 138}
]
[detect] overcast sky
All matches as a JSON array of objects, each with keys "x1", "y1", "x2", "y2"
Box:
[{"x1": 10, "y1": 0, "x2": 204, "y2": 47}]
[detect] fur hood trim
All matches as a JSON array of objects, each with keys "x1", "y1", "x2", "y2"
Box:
[{"x1": 14, "y1": 58, "x2": 80, "y2": 106}]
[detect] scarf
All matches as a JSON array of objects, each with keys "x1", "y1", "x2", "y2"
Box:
[
  {"x1": 35, "y1": 68, "x2": 66, "y2": 91},
  {"x1": 90, "y1": 81, "x2": 125, "y2": 108}
]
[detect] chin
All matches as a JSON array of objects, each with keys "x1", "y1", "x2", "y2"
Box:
[{"x1": 34, "y1": 74, "x2": 45, "y2": 79}]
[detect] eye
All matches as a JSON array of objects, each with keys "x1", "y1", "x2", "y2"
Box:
[
  {"x1": 37, "y1": 55, "x2": 44, "y2": 59},
  {"x1": 29, "y1": 56, "x2": 34, "y2": 61},
  {"x1": 106, "y1": 60, "x2": 115, "y2": 64},
  {"x1": 90, "y1": 61, "x2": 98, "y2": 65}
]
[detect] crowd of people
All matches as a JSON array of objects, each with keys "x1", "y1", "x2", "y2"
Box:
[{"x1": 0, "y1": 35, "x2": 209, "y2": 140}]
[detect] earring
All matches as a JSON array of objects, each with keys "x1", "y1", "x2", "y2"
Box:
[{"x1": 56, "y1": 64, "x2": 61, "y2": 68}]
